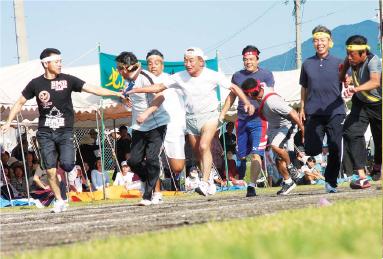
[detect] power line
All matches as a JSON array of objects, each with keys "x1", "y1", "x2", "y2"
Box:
[{"x1": 205, "y1": 1, "x2": 284, "y2": 54}]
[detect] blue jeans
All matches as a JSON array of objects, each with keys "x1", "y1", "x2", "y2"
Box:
[{"x1": 36, "y1": 129, "x2": 75, "y2": 171}]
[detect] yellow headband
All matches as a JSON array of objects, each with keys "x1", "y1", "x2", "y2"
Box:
[
  {"x1": 313, "y1": 32, "x2": 331, "y2": 39},
  {"x1": 313, "y1": 32, "x2": 333, "y2": 48},
  {"x1": 346, "y1": 45, "x2": 370, "y2": 51}
]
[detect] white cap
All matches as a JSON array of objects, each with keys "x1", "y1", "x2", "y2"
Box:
[
  {"x1": 184, "y1": 47, "x2": 207, "y2": 60},
  {"x1": 121, "y1": 161, "x2": 128, "y2": 167}
]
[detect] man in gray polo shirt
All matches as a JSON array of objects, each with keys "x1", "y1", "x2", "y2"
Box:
[
  {"x1": 299, "y1": 25, "x2": 345, "y2": 193},
  {"x1": 340, "y1": 35, "x2": 382, "y2": 188}
]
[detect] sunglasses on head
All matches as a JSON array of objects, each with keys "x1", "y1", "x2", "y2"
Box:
[{"x1": 117, "y1": 63, "x2": 139, "y2": 72}]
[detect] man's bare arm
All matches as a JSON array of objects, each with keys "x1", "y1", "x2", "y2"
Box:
[{"x1": 1, "y1": 96, "x2": 27, "y2": 133}]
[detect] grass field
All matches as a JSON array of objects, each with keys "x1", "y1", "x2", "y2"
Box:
[{"x1": 11, "y1": 196, "x2": 381, "y2": 259}]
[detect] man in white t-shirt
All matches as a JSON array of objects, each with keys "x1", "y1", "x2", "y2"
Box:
[
  {"x1": 144, "y1": 49, "x2": 186, "y2": 204},
  {"x1": 126, "y1": 47, "x2": 255, "y2": 196},
  {"x1": 116, "y1": 51, "x2": 169, "y2": 206}
]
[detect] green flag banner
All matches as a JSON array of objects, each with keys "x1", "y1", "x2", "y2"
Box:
[{"x1": 99, "y1": 52, "x2": 218, "y2": 91}]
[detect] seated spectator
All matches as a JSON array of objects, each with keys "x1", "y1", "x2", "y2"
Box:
[
  {"x1": 221, "y1": 150, "x2": 239, "y2": 181},
  {"x1": 91, "y1": 158, "x2": 110, "y2": 191},
  {"x1": 11, "y1": 133, "x2": 28, "y2": 161},
  {"x1": 10, "y1": 164, "x2": 28, "y2": 197},
  {"x1": 211, "y1": 133, "x2": 224, "y2": 175},
  {"x1": 315, "y1": 145, "x2": 328, "y2": 174},
  {"x1": 69, "y1": 165, "x2": 88, "y2": 192},
  {"x1": 299, "y1": 157, "x2": 325, "y2": 185},
  {"x1": 0, "y1": 165, "x2": 20, "y2": 199},
  {"x1": 220, "y1": 121, "x2": 237, "y2": 154},
  {"x1": 185, "y1": 166, "x2": 201, "y2": 192},
  {"x1": 113, "y1": 161, "x2": 135, "y2": 187},
  {"x1": 1, "y1": 151, "x2": 10, "y2": 166},
  {"x1": 77, "y1": 135, "x2": 99, "y2": 171}
]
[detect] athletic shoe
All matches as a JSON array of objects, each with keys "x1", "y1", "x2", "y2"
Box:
[
  {"x1": 195, "y1": 181, "x2": 209, "y2": 196},
  {"x1": 151, "y1": 192, "x2": 163, "y2": 205},
  {"x1": 325, "y1": 182, "x2": 337, "y2": 193},
  {"x1": 370, "y1": 165, "x2": 382, "y2": 181},
  {"x1": 207, "y1": 183, "x2": 217, "y2": 195},
  {"x1": 138, "y1": 199, "x2": 152, "y2": 206},
  {"x1": 350, "y1": 178, "x2": 371, "y2": 189},
  {"x1": 277, "y1": 181, "x2": 297, "y2": 195},
  {"x1": 287, "y1": 166, "x2": 300, "y2": 182},
  {"x1": 246, "y1": 186, "x2": 256, "y2": 197},
  {"x1": 34, "y1": 199, "x2": 44, "y2": 209},
  {"x1": 50, "y1": 200, "x2": 67, "y2": 213}
]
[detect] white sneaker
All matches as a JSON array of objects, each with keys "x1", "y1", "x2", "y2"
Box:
[
  {"x1": 50, "y1": 200, "x2": 67, "y2": 213},
  {"x1": 207, "y1": 183, "x2": 217, "y2": 195},
  {"x1": 138, "y1": 199, "x2": 152, "y2": 206},
  {"x1": 195, "y1": 181, "x2": 209, "y2": 196},
  {"x1": 151, "y1": 192, "x2": 163, "y2": 205},
  {"x1": 34, "y1": 199, "x2": 44, "y2": 209}
]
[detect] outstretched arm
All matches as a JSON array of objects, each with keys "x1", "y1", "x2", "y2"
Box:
[
  {"x1": 126, "y1": 84, "x2": 167, "y2": 95},
  {"x1": 1, "y1": 96, "x2": 27, "y2": 133},
  {"x1": 229, "y1": 84, "x2": 255, "y2": 115},
  {"x1": 219, "y1": 92, "x2": 237, "y2": 121},
  {"x1": 82, "y1": 84, "x2": 123, "y2": 98}
]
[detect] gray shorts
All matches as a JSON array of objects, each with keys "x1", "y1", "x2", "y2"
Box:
[
  {"x1": 186, "y1": 111, "x2": 219, "y2": 136},
  {"x1": 268, "y1": 125, "x2": 296, "y2": 149}
]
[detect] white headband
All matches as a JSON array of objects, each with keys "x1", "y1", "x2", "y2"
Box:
[{"x1": 41, "y1": 54, "x2": 62, "y2": 62}]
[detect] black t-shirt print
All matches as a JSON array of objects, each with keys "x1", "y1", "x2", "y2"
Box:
[{"x1": 22, "y1": 73, "x2": 85, "y2": 131}]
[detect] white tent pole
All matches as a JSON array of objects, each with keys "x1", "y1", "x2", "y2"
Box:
[
  {"x1": 0, "y1": 160, "x2": 14, "y2": 207},
  {"x1": 95, "y1": 109, "x2": 106, "y2": 200},
  {"x1": 16, "y1": 114, "x2": 31, "y2": 206}
]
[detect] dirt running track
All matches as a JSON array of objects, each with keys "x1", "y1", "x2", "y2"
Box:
[{"x1": 1, "y1": 186, "x2": 380, "y2": 255}]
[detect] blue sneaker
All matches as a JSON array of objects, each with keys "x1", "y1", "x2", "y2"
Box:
[{"x1": 325, "y1": 182, "x2": 337, "y2": 193}]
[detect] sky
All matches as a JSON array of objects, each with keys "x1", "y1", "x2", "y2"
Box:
[{"x1": 1, "y1": 0, "x2": 380, "y2": 73}]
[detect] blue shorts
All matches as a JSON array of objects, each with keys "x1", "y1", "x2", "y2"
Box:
[
  {"x1": 36, "y1": 129, "x2": 75, "y2": 171},
  {"x1": 236, "y1": 118, "x2": 268, "y2": 158}
]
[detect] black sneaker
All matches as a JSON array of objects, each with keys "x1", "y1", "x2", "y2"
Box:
[
  {"x1": 287, "y1": 165, "x2": 300, "y2": 182},
  {"x1": 246, "y1": 186, "x2": 256, "y2": 197},
  {"x1": 277, "y1": 181, "x2": 296, "y2": 195}
]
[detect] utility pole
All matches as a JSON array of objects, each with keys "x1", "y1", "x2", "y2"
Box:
[
  {"x1": 295, "y1": 0, "x2": 302, "y2": 69},
  {"x1": 13, "y1": 0, "x2": 29, "y2": 63}
]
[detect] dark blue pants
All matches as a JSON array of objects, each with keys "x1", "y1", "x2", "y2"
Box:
[
  {"x1": 304, "y1": 114, "x2": 345, "y2": 187},
  {"x1": 128, "y1": 125, "x2": 166, "y2": 200}
]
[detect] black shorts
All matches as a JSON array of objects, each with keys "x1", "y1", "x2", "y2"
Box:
[{"x1": 36, "y1": 130, "x2": 75, "y2": 170}]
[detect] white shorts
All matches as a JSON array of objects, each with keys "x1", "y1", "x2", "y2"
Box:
[
  {"x1": 164, "y1": 126, "x2": 185, "y2": 159},
  {"x1": 268, "y1": 125, "x2": 296, "y2": 149},
  {"x1": 186, "y1": 111, "x2": 219, "y2": 136}
]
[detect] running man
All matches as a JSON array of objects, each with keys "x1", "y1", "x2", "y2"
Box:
[
  {"x1": 238, "y1": 78, "x2": 304, "y2": 195},
  {"x1": 0, "y1": 48, "x2": 123, "y2": 212},
  {"x1": 226, "y1": 45, "x2": 274, "y2": 197},
  {"x1": 126, "y1": 47, "x2": 255, "y2": 196},
  {"x1": 340, "y1": 35, "x2": 382, "y2": 189},
  {"x1": 299, "y1": 25, "x2": 345, "y2": 193},
  {"x1": 115, "y1": 51, "x2": 169, "y2": 205},
  {"x1": 145, "y1": 49, "x2": 186, "y2": 204}
]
